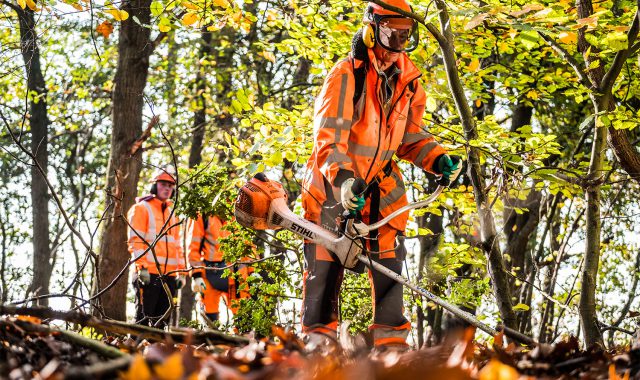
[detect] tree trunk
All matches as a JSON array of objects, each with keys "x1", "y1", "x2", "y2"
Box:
[
  {"x1": 92, "y1": 0, "x2": 154, "y2": 320},
  {"x1": 605, "y1": 10, "x2": 640, "y2": 180},
  {"x1": 575, "y1": 0, "x2": 613, "y2": 348},
  {"x1": 433, "y1": 0, "x2": 517, "y2": 330},
  {"x1": 17, "y1": 7, "x2": 52, "y2": 307},
  {"x1": 416, "y1": 177, "x2": 444, "y2": 347}
]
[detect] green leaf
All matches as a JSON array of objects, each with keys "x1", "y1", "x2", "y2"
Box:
[
  {"x1": 150, "y1": 1, "x2": 163, "y2": 16},
  {"x1": 519, "y1": 30, "x2": 539, "y2": 50}
]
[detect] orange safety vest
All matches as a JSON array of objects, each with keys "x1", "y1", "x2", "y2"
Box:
[
  {"x1": 302, "y1": 49, "x2": 446, "y2": 232},
  {"x1": 127, "y1": 196, "x2": 184, "y2": 276},
  {"x1": 187, "y1": 215, "x2": 229, "y2": 269}
]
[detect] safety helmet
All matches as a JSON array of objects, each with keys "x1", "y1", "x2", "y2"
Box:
[
  {"x1": 151, "y1": 166, "x2": 177, "y2": 184},
  {"x1": 362, "y1": 0, "x2": 419, "y2": 53}
]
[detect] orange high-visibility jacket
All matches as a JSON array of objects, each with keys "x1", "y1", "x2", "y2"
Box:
[
  {"x1": 127, "y1": 196, "x2": 184, "y2": 276},
  {"x1": 187, "y1": 215, "x2": 229, "y2": 271},
  {"x1": 302, "y1": 49, "x2": 446, "y2": 231}
]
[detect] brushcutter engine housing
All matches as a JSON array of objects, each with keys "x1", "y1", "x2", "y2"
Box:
[
  {"x1": 235, "y1": 173, "x2": 364, "y2": 268},
  {"x1": 235, "y1": 172, "x2": 288, "y2": 230}
]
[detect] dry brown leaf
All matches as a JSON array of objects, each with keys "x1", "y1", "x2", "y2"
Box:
[{"x1": 96, "y1": 21, "x2": 113, "y2": 39}]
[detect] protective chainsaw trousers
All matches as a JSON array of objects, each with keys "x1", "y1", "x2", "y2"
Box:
[
  {"x1": 134, "y1": 273, "x2": 178, "y2": 328},
  {"x1": 301, "y1": 230, "x2": 411, "y2": 347}
]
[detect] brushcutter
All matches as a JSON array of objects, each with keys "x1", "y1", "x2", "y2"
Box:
[{"x1": 234, "y1": 173, "x2": 534, "y2": 345}]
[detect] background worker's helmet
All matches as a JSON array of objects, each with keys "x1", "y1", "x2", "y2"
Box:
[
  {"x1": 362, "y1": 0, "x2": 419, "y2": 53},
  {"x1": 149, "y1": 166, "x2": 177, "y2": 197},
  {"x1": 151, "y1": 166, "x2": 177, "y2": 184}
]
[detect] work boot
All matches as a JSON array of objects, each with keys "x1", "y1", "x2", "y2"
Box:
[{"x1": 303, "y1": 330, "x2": 338, "y2": 355}]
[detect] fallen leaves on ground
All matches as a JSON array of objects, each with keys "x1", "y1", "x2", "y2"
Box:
[{"x1": 1, "y1": 315, "x2": 640, "y2": 380}]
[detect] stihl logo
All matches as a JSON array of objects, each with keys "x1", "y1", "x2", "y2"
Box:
[{"x1": 291, "y1": 223, "x2": 314, "y2": 239}]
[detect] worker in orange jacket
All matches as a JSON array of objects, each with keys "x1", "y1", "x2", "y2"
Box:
[
  {"x1": 187, "y1": 215, "x2": 252, "y2": 323},
  {"x1": 301, "y1": 0, "x2": 462, "y2": 349},
  {"x1": 128, "y1": 167, "x2": 186, "y2": 327}
]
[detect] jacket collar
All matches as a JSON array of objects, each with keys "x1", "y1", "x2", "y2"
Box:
[
  {"x1": 136, "y1": 194, "x2": 173, "y2": 207},
  {"x1": 365, "y1": 48, "x2": 421, "y2": 86}
]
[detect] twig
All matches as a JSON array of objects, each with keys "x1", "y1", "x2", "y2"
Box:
[
  {"x1": 129, "y1": 115, "x2": 158, "y2": 156},
  {"x1": 65, "y1": 356, "x2": 132, "y2": 380}
]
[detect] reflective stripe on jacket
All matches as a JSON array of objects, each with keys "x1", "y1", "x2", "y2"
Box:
[
  {"x1": 302, "y1": 49, "x2": 446, "y2": 231},
  {"x1": 187, "y1": 215, "x2": 228, "y2": 270},
  {"x1": 127, "y1": 197, "x2": 184, "y2": 276}
]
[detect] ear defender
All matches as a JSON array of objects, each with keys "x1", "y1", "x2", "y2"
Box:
[
  {"x1": 362, "y1": 24, "x2": 375, "y2": 48},
  {"x1": 150, "y1": 183, "x2": 158, "y2": 195}
]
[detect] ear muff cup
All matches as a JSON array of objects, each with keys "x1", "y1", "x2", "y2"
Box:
[{"x1": 362, "y1": 24, "x2": 375, "y2": 48}]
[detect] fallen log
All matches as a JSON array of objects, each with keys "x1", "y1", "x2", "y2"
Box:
[{"x1": 0, "y1": 305, "x2": 249, "y2": 346}]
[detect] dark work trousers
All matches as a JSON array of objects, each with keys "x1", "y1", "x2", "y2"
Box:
[
  {"x1": 133, "y1": 273, "x2": 177, "y2": 327},
  {"x1": 302, "y1": 238, "x2": 409, "y2": 330}
]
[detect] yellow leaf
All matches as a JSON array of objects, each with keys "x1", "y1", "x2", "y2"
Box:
[
  {"x1": 266, "y1": 9, "x2": 277, "y2": 21},
  {"x1": 16, "y1": 0, "x2": 26, "y2": 9},
  {"x1": 467, "y1": 58, "x2": 480, "y2": 72},
  {"x1": 106, "y1": 9, "x2": 129, "y2": 21},
  {"x1": 262, "y1": 51, "x2": 275, "y2": 63},
  {"x1": 25, "y1": 0, "x2": 36, "y2": 10},
  {"x1": 181, "y1": 1, "x2": 199, "y2": 10},
  {"x1": 181, "y1": 13, "x2": 197, "y2": 26},
  {"x1": 558, "y1": 31, "x2": 577, "y2": 44},
  {"x1": 479, "y1": 360, "x2": 519, "y2": 380},
  {"x1": 121, "y1": 354, "x2": 151, "y2": 380},
  {"x1": 71, "y1": 2, "x2": 84, "y2": 10},
  {"x1": 159, "y1": 23, "x2": 171, "y2": 32},
  {"x1": 231, "y1": 10, "x2": 242, "y2": 22},
  {"x1": 154, "y1": 352, "x2": 184, "y2": 380},
  {"x1": 475, "y1": 99, "x2": 482, "y2": 108},
  {"x1": 96, "y1": 20, "x2": 114, "y2": 38},
  {"x1": 213, "y1": 0, "x2": 229, "y2": 8},
  {"x1": 526, "y1": 90, "x2": 539, "y2": 100}
]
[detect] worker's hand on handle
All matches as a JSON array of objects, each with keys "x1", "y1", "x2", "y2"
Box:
[
  {"x1": 435, "y1": 155, "x2": 462, "y2": 186},
  {"x1": 191, "y1": 272, "x2": 207, "y2": 293},
  {"x1": 341, "y1": 178, "x2": 366, "y2": 213},
  {"x1": 138, "y1": 267, "x2": 151, "y2": 285}
]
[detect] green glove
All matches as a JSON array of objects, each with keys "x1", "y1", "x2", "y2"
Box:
[{"x1": 436, "y1": 155, "x2": 462, "y2": 182}]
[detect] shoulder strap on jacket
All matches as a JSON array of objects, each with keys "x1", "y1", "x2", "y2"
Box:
[{"x1": 350, "y1": 57, "x2": 367, "y2": 108}]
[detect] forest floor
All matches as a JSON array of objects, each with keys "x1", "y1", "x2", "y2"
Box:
[{"x1": 1, "y1": 309, "x2": 639, "y2": 380}]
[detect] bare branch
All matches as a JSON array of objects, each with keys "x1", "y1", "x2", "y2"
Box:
[
  {"x1": 601, "y1": 10, "x2": 640, "y2": 95},
  {"x1": 538, "y1": 32, "x2": 594, "y2": 90}
]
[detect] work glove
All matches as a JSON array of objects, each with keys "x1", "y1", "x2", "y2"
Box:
[
  {"x1": 435, "y1": 155, "x2": 462, "y2": 184},
  {"x1": 340, "y1": 178, "x2": 366, "y2": 212},
  {"x1": 138, "y1": 267, "x2": 151, "y2": 285},
  {"x1": 191, "y1": 276, "x2": 207, "y2": 293},
  {"x1": 175, "y1": 274, "x2": 186, "y2": 290}
]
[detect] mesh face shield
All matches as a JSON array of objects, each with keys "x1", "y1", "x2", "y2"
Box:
[{"x1": 374, "y1": 15, "x2": 419, "y2": 53}]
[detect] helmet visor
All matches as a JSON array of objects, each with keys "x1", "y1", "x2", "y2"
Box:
[{"x1": 375, "y1": 15, "x2": 419, "y2": 53}]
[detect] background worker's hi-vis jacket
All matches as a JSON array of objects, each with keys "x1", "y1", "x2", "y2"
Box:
[
  {"x1": 186, "y1": 215, "x2": 252, "y2": 316},
  {"x1": 302, "y1": 48, "x2": 446, "y2": 245},
  {"x1": 186, "y1": 215, "x2": 227, "y2": 271},
  {"x1": 127, "y1": 196, "x2": 185, "y2": 276}
]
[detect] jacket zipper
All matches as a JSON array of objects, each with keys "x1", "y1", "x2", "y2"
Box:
[
  {"x1": 366, "y1": 72, "x2": 422, "y2": 182},
  {"x1": 363, "y1": 73, "x2": 384, "y2": 183},
  {"x1": 387, "y1": 73, "x2": 422, "y2": 124}
]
